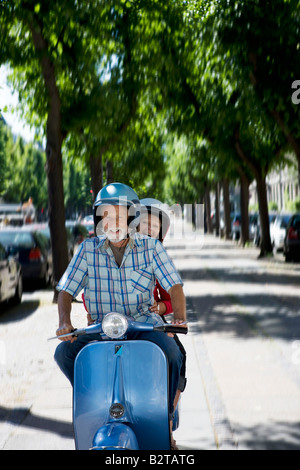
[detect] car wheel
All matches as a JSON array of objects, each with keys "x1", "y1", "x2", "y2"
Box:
[
  {"x1": 285, "y1": 252, "x2": 293, "y2": 263},
  {"x1": 42, "y1": 265, "x2": 50, "y2": 287}
]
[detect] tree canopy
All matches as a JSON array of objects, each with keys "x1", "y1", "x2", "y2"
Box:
[{"x1": 1, "y1": 0, "x2": 300, "y2": 270}]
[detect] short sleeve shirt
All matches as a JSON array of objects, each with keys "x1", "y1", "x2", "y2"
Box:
[{"x1": 56, "y1": 234, "x2": 183, "y2": 326}]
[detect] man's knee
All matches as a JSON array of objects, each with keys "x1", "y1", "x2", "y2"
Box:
[{"x1": 54, "y1": 340, "x2": 67, "y2": 366}]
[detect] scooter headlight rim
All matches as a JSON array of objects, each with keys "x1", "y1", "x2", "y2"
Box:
[{"x1": 102, "y1": 313, "x2": 128, "y2": 339}]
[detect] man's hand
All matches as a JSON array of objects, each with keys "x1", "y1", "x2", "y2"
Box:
[
  {"x1": 56, "y1": 323, "x2": 76, "y2": 342},
  {"x1": 56, "y1": 291, "x2": 75, "y2": 342}
]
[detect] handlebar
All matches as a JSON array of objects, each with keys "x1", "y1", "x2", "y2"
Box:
[
  {"x1": 49, "y1": 315, "x2": 188, "y2": 341},
  {"x1": 154, "y1": 324, "x2": 188, "y2": 335}
]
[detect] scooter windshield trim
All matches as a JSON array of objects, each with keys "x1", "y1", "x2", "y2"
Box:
[{"x1": 102, "y1": 313, "x2": 128, "y2": 339}]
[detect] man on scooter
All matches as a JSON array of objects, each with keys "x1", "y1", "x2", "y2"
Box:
[{"x1": 54, "y1": 182, "x2": 186, "y2": 449}]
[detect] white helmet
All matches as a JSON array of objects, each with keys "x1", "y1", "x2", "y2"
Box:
[{"x1": 140, "y1": 198, "x2": 170, "y2": 241}]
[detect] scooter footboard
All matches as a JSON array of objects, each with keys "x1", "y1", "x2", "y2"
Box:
[{"x1": 73, "y1": 340, "x2": 170, "y2": 450}]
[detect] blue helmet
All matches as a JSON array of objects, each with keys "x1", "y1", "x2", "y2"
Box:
[
  {"x1": 94, "y1": 182, "x2": 140, "y2": 208},
  {"x1": 94, "y1": 182, "x2": 140, "y2": 235}
]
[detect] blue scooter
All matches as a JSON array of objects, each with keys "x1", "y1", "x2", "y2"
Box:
[{"x1": 53, "y1": 312, "x2": 187, "y2": 450}]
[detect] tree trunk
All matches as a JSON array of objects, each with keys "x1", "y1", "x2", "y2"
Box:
[
  {"x1": 29, "y1": 19, "x2": 68, "y2": 301},
  {"x1": 234, "y1": 128, "x2": 272, "y2": 257},
  {"x1": 204, "y1": 185, "x2": 213, "y2": 233},
  {"x1": 239, "y1": 170, "x2": 250, "y2": 246},
  {"x1": 256, "y1": 174, "x2": 273, "y2": 256},
  {"x1": 222, "y1": 179, "x2": 231, "y2": 239},
  {"x1": 215, "y1": 183, "x2": 220, "y2": 237},
  {"x1": 45, "y1": 133, "x2": 68, "y2": 297},
  {"x1": 106, "y1": 159, "x2": 114, "y2": 184},
  {"x1": 90, "y1": 154, "x2": 103, "y2": 204}
]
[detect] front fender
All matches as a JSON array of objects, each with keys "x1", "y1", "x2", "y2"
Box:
[{"x1": 91, "y1": 423, "x2": 139, "y2": 450}]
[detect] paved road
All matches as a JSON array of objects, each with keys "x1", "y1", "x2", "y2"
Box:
[
  {"x1": 0, "y1": 233, "x2": 300, "y2": 450},
  {"x1": 170, "y1": 234, "x2": 300, "y2": 450}
]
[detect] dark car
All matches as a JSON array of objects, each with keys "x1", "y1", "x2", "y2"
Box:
[
  {"x1": 284, "y1": 213, "x2": 300, "y2": 262},
  {"x1": 0, "y1": 241, "x2": 23, "y2": 304},
  {"x1": 34, "y1": 223, "x2": 75, "y2": 262},
  {"x1": 0, "y1": 227, "x2": 53, "y2": 286}
]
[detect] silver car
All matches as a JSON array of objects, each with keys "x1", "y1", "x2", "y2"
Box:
[
  {"x1": 0, "y1": 242, "x2": 23, "y2": 305},
  {"x1": 270, "y1": 213, "x2": 292, "y2": 252}
]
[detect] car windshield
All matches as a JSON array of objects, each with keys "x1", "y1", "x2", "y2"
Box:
[
  {"x1": 0, "y1": 231, "x2": 33, "y2": 248},
  {"x1": 292, "y1": 215, "x2": 300, "y2": 229},
  {"x1": 280, "y1": 215, "x2": 292, "y2": 228},
  {"x1": 249, "y1": 214, "x2": 258, "y2": 224}
]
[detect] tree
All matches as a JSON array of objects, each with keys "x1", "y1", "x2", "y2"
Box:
[
  {"x1": 0, "y1": 119, "x2": 8, "y2": 195},
  {"x1": 215, "y1": 0, "x2": 300, "y2": 186},
  {"x1": 0, "y1": 1, "x2": 128, "y2": 295},
  {"x1": 150, "y1": 0, "x2": 290, "y2": 255}
]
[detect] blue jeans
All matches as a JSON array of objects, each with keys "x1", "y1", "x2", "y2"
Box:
[{"x1": 54, "y1": 331, "x2": 183, "y2": 418}]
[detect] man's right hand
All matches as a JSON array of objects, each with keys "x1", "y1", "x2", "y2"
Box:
[{"x1": 56, "y1": 323, "x2": 76, "y2": 342}]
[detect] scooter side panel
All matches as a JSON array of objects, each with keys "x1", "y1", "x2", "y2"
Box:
[{"x1": 73, "y1": 340, "x2": 170, "y2": 450}]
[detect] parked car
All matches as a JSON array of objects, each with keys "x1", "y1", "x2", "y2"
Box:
[
  {"x1": 0, "y1": 203, "x2": 23, "y2": 228},
  {"x1": 231, "y1": 212, "x2": 259, "y2": 242},
  {"x1": 231, "y1": 213, "x2": 241, "y2": 241},
  {"x1": 34, "y1": 223, "x2": 75, "y2": 262},
  {"x1": 249, "y1": 213, "x2": 259, "y2": 241},
  {"x1": 283, "y1": 213, "x2": 300, "y2": 262},
  {"x1": 81, "y1": 215, "x2": 95, "y2": 237},
  {"x1": 270, "y1": 213, "x2": 293, "y2": 252},
  {"x1": 0, "y1": 227, "x2": 53, "y2": 286},
  {"x1": 0, "y1": 241, "x2": 23, "y2": 304}
]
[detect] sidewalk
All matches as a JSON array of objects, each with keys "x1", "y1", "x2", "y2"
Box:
[{"x1": 168, "y1": 233, "x2": 300, "y2": 450}]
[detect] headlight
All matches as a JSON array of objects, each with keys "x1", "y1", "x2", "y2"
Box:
[{"x1": 102, "y1": 313, "x2": 128, "y2": 339}]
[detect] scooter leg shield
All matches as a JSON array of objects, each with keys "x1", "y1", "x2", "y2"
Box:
[
  {"x1": 73, "y1": 340, "x2": 170, "y2": 450},
  {"x1": 91, "y1": 423, "x2": 139, "y2": 450}
]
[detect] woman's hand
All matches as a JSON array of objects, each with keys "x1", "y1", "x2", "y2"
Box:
[{"x1": 149, "y1": 300, "x2": 167, "y2": 316}]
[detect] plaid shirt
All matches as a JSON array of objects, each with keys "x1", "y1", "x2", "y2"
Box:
[{"x1": 56, "y1": 233, "x2": 183, "y2": 326}]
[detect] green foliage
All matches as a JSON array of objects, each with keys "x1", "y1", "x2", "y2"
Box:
[
  {"x1": 1, "y1": 0, "x2": 300, "y2": 225},
  {"x1": 0, "y1": 118, "x2": 93, "y2": 216},
  {"x1": 0, "y1": 122, "x2": 47, "y2": 209},
  {"x1": 268, "y1": 201, "x2": 279, "y2": 212},
  {"x1": 286, "y1": 197, "x2": 300, "y2": 212},
  {"x1": 63, "y1": 155, "x2": 92, "y2": 218}
]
